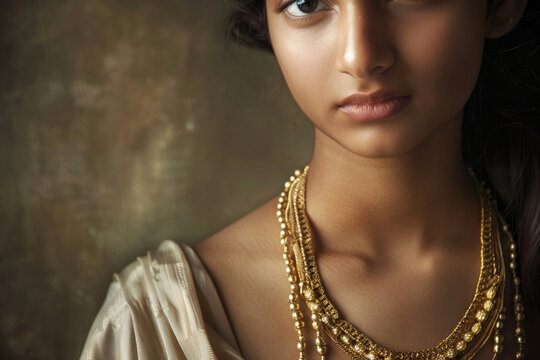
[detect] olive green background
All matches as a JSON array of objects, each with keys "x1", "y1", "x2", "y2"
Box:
[{"x1": 0, "y1": 0, "x2": 313, "y2": 359}]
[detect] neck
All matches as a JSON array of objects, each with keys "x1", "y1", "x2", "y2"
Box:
[{"x1": 305, "y1": 118, "x2": 480, "y2": 262}]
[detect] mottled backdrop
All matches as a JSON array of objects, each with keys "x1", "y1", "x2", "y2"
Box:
[{"x1": 0, "y1": 0, "x2": 313, "y2": 359}]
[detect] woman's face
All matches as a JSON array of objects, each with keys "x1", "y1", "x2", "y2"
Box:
[{"x1": 266, "y1": 0, "x2": 491, "y2": 158}]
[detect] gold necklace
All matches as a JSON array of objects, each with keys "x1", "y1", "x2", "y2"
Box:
[{"x1": 277, "y1": 166, "x2": 526, "y2": 360}]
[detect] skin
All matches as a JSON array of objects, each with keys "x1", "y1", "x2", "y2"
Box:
[{"x1": 196, "y1": 0, "x2": 538, "y2": 358}]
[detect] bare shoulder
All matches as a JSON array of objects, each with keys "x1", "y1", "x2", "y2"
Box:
[
  {"x1": 194, "y1": 195, "x2": 301, "y2": 358},
  {"x1": 194, "y1": 194, "x2": 282, "y2": 280}
]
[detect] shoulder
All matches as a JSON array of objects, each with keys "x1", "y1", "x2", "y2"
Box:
[
  {"x1": 84, "y1": 240, "x2": 193, "y2": 330},
  {"x1": 195, "y1": 194, "x2": 282, "y2": 279},
  {"x1": 80, "y1": 240, "x2": 223, "y2": 360}
]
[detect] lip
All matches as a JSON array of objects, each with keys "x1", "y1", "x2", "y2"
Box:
[{"x1": 338, "y1": 90, "x2": 412, "y2": 122}]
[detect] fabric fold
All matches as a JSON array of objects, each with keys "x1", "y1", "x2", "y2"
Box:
[{"x1": 79, "y1": 240, "x2": 244, "y2": 360}]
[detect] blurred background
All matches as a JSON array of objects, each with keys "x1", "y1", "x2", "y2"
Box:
[{"x1": 0, "y1": 0, "x2": 313, "y2": 358}]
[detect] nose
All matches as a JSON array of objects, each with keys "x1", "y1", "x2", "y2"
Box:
[{"x1": 335, "y1": 2, "x2": 394, "y2": 79}]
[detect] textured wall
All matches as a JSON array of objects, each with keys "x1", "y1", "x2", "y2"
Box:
[{"x1": 0, "y1": 0, "x2": 313, "y2": 359}]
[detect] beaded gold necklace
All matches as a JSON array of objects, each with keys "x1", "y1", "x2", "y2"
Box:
[{"x1": 277, "y1": 166, "x2": 526, "y2": 360}]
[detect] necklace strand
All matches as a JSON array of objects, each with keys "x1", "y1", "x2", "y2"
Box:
[{"x1": 277, "y1": 166, "x2": 526, "y2": 359}]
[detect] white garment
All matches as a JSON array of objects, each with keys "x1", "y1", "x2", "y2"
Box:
[{"x1": 79, "y1": 240, "x2": 244, "y2": 360}]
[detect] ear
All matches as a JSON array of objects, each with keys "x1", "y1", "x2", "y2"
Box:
[{"x1": 485, "y1": 0, "x2": 528, "y2": 39}]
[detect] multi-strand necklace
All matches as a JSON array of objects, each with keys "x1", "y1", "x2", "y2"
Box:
[{"x1": 276, "y1": 166, "x2": 526, "y2": 360}]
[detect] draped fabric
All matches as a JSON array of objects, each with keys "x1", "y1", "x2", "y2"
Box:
[{"x1": 79, "y1": 241, "x2": 244, "y2": 360}]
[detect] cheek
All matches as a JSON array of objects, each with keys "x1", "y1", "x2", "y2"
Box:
[
  {"x1": 401, "y1": 6, "x2": 486, "y2": 113},
  {"x1": 270, "y1": 26, "x2": 336, "y2": 118}
]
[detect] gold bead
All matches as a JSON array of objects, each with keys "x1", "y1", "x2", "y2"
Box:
[
  {"x1": 294, "y1": 169, "x2": 302, "y2": 176},
  {"x1": 514, "y1": 294, "x2": 522, "y2": 302},
  {"x1": 486, "y1": 286, "x2": 497, "y2": 299},
  {"x1": 289, "y1": 293, "x2": 297, "y2": 301},
  {"x1": 463, "y1": 332, "x2": 473, "y2": 342},
  {"x1": 285, "y1": 181, "x2": 291, "y2": 189},
  {"x1": 321, "y1": 316, "x2": 329, "y2": 323},
  {"x1": 311, "y1": 313, "x2": 317, "y2": 321},
  {"x1": 516, "y1": 312, "x2": 525, "y2": 321},
  {"x1": 332, "y1": 327, "x2": 339, "y2": 335},
  {"x1": 366, "y1": 353, "x2": 376, "y2": 360},
  {"x1": 516, "y1": 327, "x2": 525, "y2": 336},
  {"x1": 312, "y1": 321, "x2": 319, "y2": 329},
  {"x1": 510, "y1": 261, "x2": 517, "y2": 270},
  {"x1": 316, "y1": 345, "x2": 327, "y2": 355},
  {"x1": 494, "y1": 344, "x2": 503, "y2": 353},
  {"x1": 297, "y1": 341, "x2": 306, "y2": 350},
  {"x1": 510, "y1": 252, "x2": 517, "y2": 260},
  {"x1": 472, "y1": 322, "x2": 482, "y2": 334},
  {"x1": 292, "y1": 311, "x2": 303, "y2": 320},
  {"x1": 295, "y1": 320, "x2": 304, "y2": 329},
  {"x1": 456, "y1": 341, "x2": 466, "y2": 351},
  {"x1": 446, "y1": 349, "x2": 456, "y2": 358},
  {"x1": 509, "y1": 242, "x2": 516, "y2": 251},
  {"x1": 476, "y1": 310, "x2": 487, "y2": 322},
  {"x1": 495, "y1": 335, "x2": 503, "y2": 344},
  {"x1": 315, "y1": 337, "x2": 324, "y2": 346},
  {"x1": 280, "y1": 230, "x2": 286, "y2": 237},
  {"x1": 289, "y1": 302, "x2": 299, "y2": 311},
  {"x1": 516, "y1": 352, "x2": 524, "y2": 359},
  {"x1": 513, "y1": 277, "x2": 520, "y2": 286},
  {"x1": 515, "y1": 303, "x2": 524, "y2": 312},
  {"x1": 290, "y1": 176, "x2": 296, "y2": 182},
  {"x1": 354, "y1": 344, "x2": 362, "y2": 353},
  {"x1": 499, "y1": 312, "x2": 506, "y2": 320},
  {"x1": 288, "y1": 275, "x2": 297, "y2": 283},
  {"x1": 517, "y1": 336, "x2": 525, "y2": 344},
  {"x1": 341, "y1": 335, "x2": 349, "y2": 343},
  {"x1": 496, "y1": 321, "x2": 504, "y2": 329},
  {"x1": 280, "y1": 223, "x2": 286, "y2": 229},
  {"x1": 483, "y1": 300, "x2": 494, "y2": 311}
]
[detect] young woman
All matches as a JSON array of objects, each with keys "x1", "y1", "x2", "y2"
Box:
[{"x1": 80, "y1": 0, "x2": 539, "y2": 359}]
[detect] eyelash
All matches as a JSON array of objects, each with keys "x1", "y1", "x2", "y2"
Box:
[
  {"x1": 277, "y1": 0, "x2": 331, "y2": 23},
  {"x1": 277, "y1": 0, "x2": 300, "y2": 13},
  {"x1": 277, "y1": 0, "x2": 430, "y2": 15}
]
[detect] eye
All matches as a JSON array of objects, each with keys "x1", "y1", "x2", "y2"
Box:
[{"x1": 284, "y1": 0, "x2": 330, "y2": 17}]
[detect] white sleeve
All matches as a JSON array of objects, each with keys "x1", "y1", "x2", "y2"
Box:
[{"x1": 79, "y1": 240, "x2": 216, "y2": 360}]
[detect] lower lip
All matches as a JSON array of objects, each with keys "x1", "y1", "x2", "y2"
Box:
[{"x1": 338, "y1": 96, "x2": 412, "y2": 122}]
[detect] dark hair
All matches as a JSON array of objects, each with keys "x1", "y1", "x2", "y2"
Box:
[
  {"x1": 226, "y1": 0, "x2": 271, "y2": 52},
  {"x1": 226, "y1": 0, "x2": 540, "y2": 314}
]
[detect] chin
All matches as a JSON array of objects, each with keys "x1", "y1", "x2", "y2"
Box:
[
  {"x1": 320, "y1": 124, "x2": 434, "y2": 160},
  {"x1": 344, "y1": 139, "x2": 424, "y2": 159}
]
